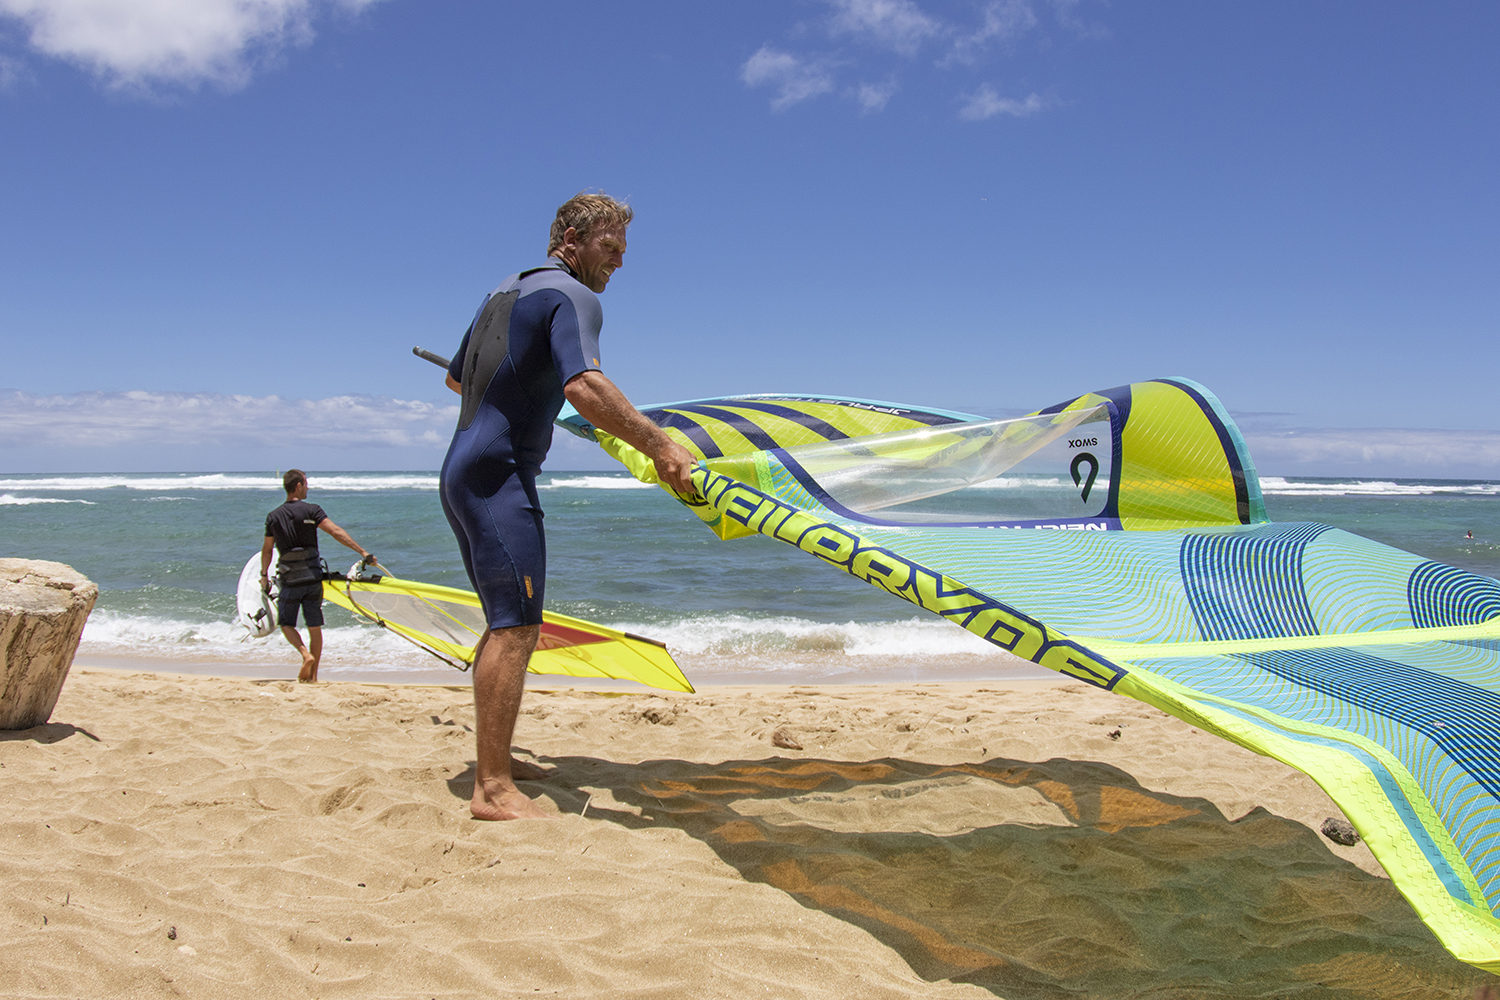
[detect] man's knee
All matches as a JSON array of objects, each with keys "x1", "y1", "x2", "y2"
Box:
[
  {"x1": 477, "y1": 624, "x2": 541, "y2": 668},
  {"x1": 489, "y1": 624, "x2": 540, "y2": 646}
]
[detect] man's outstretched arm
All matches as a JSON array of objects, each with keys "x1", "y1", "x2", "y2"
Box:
[
  {"x1": 563, "y1": 370, "x2": 696, "y2": 495},
  {"x1": 318, "y1": 520, "x2": 373, "y2": 563}
]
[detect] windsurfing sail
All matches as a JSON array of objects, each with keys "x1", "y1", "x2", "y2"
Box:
[
  {"x1": 321, "y1": 568, "x2": 693, "y2": 693},
  {"x1": 557, "y1": 378, "x2": 1500, "y2": 973}
]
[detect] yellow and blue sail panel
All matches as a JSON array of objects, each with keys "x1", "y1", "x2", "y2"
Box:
[
  {"x1": 322, "y1": 573, "x2": 692, "y2": 693},
  {"x1": 558, "y1": 393, "x2": 993, "y2": 539},
  {"x1": 558, "y1": 376, "x2": 1500, "y2": 972}
]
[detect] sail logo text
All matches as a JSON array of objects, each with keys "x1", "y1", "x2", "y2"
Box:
[
  {"x1": 695, "y1": 469, "x2": 1127, "y2": 691},
  {"x1": 1068, "y1": 438, "x2": 1098, "y2": 448}
]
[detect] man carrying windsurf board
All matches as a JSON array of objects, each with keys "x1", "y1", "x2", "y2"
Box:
[{"x1": 262, "y1": 468, "x2": 376, "y2": 683}]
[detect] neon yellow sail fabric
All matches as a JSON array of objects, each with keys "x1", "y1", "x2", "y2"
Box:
[
  {"x1": 557, "y1": 378, "x2": 1500, "y2": 973},
  {"x1": 322, "y1": 572, "x2": 693, "y2": 693}
]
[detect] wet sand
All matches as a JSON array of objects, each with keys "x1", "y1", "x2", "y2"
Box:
[{"x1": 1, "y1": 666, "x2": 1495, "y2": 998}]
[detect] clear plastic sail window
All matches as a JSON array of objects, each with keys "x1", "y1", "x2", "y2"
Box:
[
  {"x1": 705, "y1": 404, "x2": 1114, "y2": 526},
  {"x1": 345, "y1": 589, "x2": 486, "y2": 645}
]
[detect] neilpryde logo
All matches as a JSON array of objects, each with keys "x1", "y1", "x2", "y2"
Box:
[{"x1": 695, "y1": 469, "x2": 1127, "y2": 690}]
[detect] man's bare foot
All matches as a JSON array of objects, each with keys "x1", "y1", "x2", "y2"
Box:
[
  {"x1": 471, "y1": 779, "x2": 552, "y2": 821},
  {"x1": 510, "y1": 757, "x2": 553, "y2": 781},
  {"x1": 297, "y1": 651, "x2": 317, "y2": 683}
]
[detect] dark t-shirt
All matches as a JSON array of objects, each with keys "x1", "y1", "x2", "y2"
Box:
[
  {"x1": 264, "y1": 500, "x2": 327, "y2": 554},
  {"x1": 442, "y1": 259, "x2": 602, "y2": 474}
]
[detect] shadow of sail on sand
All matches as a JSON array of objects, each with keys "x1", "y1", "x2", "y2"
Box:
[{"x1": 540, "y1": 752, "x2": 1487, "y2": 998}]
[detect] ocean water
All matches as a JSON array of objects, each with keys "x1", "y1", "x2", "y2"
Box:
[{"x1": 2, "y1": 471, "x2": 1497, "y2": 688}]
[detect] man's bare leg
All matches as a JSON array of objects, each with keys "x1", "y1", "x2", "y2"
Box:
[
  {"x1": 471, "y1": 624, "x2": 551, "y2": 820},
  {"x1": 307, "y1": 626, "x2": 323, "y2": 683},
  {"x1": 470, "y1": 630, "x2": 552, "y2": 781},
  {"x1": 281, "y1": 625, "x2": 318, "y2": 682}
]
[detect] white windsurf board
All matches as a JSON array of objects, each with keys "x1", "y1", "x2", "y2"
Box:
[{"x1": 236, "y1": 550, "x2": 280, "y2": 637}]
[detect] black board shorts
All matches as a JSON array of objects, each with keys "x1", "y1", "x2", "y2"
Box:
[{"x1": 277, "y1": 582, "x2": 325, "y2": 629}]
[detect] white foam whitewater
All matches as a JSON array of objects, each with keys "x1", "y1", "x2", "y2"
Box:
[
  {"x1": 1260, "y1": 477, "x2": 1500, "y2": 497},
  {"x1": 542, "y1": 475, "x2": 654, "y2": 490},
  {"x1": 0, "y1": 473, "x2": 439, "y2": 492},
  {"x1": 611, "y1": 613, "x2": 1006, "y2": 658},
  {"x1": 79, "y1": 609, "x2": 437, "y2": 670},
  {"x1": 0, "y1": 494, "x2": 95, "y2": 505},
  {"x1": 77, "y1": 607, "x2": 1015, "y2": 678}
]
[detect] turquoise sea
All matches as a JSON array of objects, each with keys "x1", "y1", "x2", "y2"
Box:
[{"x1": 2, "y1": 471, "x2": 1498, "y2": 688}]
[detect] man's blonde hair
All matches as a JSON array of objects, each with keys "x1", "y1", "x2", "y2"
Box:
[{"x1": 547, "y1": 191, "x2": 633, "y2": 255}]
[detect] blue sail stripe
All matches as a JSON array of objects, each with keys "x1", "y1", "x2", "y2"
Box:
[
  {"x1": 1230, "y1": 647, "x2": 1500, "y2": 908},
  {"x1": 1185, "y1": 696, "x2": 1472, "y2": 903},
  {"x1": 663, "y1": 405, "x2": 782, "y2": 451},
  {"x1": 1180, "y1": 525, "x2": 1332, "y2": 640},
  {"x1": 1409, "y1": 562, "x2": 1500, "y2": 628},
  {"x1": 647, "y1": 409, "x2": 725, "y2": 458},
  {"x1": 707, "y1": 401, "x2": 851, "y2": 441}
]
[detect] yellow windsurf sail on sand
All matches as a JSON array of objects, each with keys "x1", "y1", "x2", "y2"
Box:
[
  {"x1": 557, "y1": 378, "x2": 1500, "y2": 974},
  {"x1": 321, "y1": 569, "x2": 693, "y2": 693}
]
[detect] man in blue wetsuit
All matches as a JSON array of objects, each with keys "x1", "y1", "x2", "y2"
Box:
[{"x1": 441, "y1": 192, "x2": 695, "y2": 821}]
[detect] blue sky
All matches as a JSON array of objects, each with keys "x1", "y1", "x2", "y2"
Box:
[{"x1": 1, "y1": 1, "x2": 1496, "y2": 476}]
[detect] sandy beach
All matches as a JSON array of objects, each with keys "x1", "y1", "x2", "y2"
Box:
[{"x1": 2, "y1": 665, "x2": 1496, "y2": 999}]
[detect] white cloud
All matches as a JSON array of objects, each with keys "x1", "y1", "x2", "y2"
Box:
[
  {"x1": 744, "y1": 0, "x2": 1094, "y2": 117},
  {"x1": 741, "y1": 45, "x2": 837, "y2": 110},
  {"x1": 826, "y1": 0, "x2": 943, "y2": 57},
  {"x1": 0, "y1": 390, "x2": 456, "y2": 449},
  {"x1": 946, "y1": 0, "x2": 1037, "y2": 65},
  {"x1": 851, "y1": 76, "x2": 899, "y2": 113},
  {"x1": 1244, "y1": 428, "x2": 1500, "y2": 479},
  {"x1": 1048, "y1": 0, "x2": 1109, "y2": 40},
  {"x1": 0, "y1": 52, "x2": 25, "y2": 88},
  {"x1": 958, "y1": 84, "x2": 1050, "y2": 120},
  {"x1": 827, "y1": 0, "x2": 1041, "y2": 65},
  {"x1": 0, "y1": 0, "x2": 382, "y2": 90}
]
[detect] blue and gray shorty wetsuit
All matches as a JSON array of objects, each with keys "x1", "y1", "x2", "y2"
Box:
[{"x1": 439, "y1": 259, "x2": 603, "y2": 630}]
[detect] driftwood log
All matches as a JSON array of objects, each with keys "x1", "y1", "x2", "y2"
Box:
[{"x1": 0, "y1": 559, "x2": 98, "y2": 730}]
